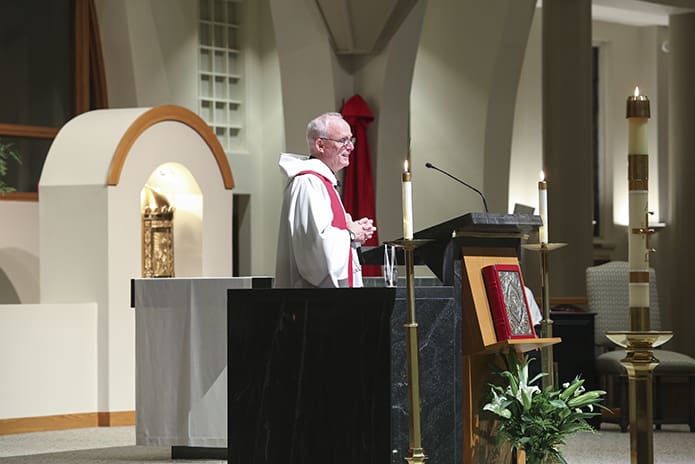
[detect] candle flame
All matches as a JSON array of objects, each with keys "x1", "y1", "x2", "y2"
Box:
[
  {"x1": 404, "y1": 160, "x2": 409, "y2": 173},
  {"x1": 539, "y1": 170, "x2": 545, "y2": 182},
  {"x1": 634, "y1": 86, "x2": 640, "y2": 97}
]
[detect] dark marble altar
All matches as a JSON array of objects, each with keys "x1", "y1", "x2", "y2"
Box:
[{"x1": 227, "y1": 285, "x2": 460, "y2": 464}]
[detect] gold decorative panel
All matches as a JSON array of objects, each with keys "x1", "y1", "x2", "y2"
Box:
[{"x1": 142, "y1": 186, "x2": 175, "y2": 278}]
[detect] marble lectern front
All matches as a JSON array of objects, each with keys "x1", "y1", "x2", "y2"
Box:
[{"x1": 227, "y1": 285, "x2": 460, "y2": 464}]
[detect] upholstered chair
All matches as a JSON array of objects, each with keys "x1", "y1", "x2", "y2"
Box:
[{"x1": 586, "y1": 261, "x2": 695, "y2": 432}]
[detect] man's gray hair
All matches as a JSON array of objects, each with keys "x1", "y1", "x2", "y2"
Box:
[{"x1": 306, "y1": 112, "x2": 344, "y2": 153}]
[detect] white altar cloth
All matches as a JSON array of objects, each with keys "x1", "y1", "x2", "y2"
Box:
[{"x1": 133, "y1": 277, "x2": 270, "y2": 447}]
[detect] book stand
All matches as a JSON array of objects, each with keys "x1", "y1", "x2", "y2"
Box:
[
  {"x1": 459, "y1": 248, "x2": 560, "y2": 463},
  {"x1": 410, "y1": 213, "x2": 559, "y2": 463},
  {"x1": 368, "y1": 213, "x2": 561, "y2": 463}
]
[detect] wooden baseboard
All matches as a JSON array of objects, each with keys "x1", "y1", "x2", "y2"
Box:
[
  {"x1": 97, "y1": 410, "x2": 135, "y2": 426},
  {"x1": 0, "y1": 411, "x2": 135, "y2": 435}
]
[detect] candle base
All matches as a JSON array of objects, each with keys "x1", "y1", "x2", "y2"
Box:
[{"x1": 606, "y1": 330, "x2": 671, "y2": 464}]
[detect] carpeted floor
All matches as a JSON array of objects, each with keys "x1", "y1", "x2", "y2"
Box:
[{"x1": 0, "y1": 424, "x2": 693, "y2": 463}]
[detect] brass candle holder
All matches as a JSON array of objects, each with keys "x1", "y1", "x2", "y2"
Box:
[
  {"x1": 605, "y1": 331, "x2": 672, "y2": 463},
  {"x1": 619, "y1": 88, "x2": 669, "y2": 464},
  {"x1": 387, "y1": 238, "x2": 432, "y2": 464},
  {"x1": 522, "y1": 242, "x2": 567, "y2": 388}
]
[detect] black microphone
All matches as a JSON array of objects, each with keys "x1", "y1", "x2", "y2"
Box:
[{"x1": 425, "y1": 162, "x2": 489, "y2": 213}]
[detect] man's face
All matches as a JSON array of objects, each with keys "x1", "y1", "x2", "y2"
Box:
[{"x1": 315, "y1": 118, "x2": 354, "y2": 173}]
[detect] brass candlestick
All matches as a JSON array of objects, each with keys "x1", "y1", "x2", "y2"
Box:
[
  {"x1": 605, "y1": 331, "x2": 672, "y2": 463},
  {"x1": 388, "y1": 238, "x2": 431, "y2": 464},
  {"x1": 522, "y1": 242, "x2": 567, "y2": 388},
  {"x1": 617, "y1": 88, "x2": 670, "y2": 464}
]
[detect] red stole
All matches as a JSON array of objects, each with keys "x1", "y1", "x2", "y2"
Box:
[{"x1": 296, "y1": 170, "x2": 354, "y2": 287}]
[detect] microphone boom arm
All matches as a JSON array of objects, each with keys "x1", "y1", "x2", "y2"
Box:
[{"x1": 425, "y1": 162, "x2": 489, "y2": 213}]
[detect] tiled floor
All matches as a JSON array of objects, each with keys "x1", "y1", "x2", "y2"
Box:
[{"x1": 0, "y1": 424, "x2": 693, "y2": 463}]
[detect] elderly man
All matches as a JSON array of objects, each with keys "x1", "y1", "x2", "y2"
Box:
[{"x1": 275, "y1": 112, "x2": 376, "y2": 288}]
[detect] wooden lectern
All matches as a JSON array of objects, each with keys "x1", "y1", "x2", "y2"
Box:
[{"x1": 412, "y1": 213, "x2": 560, "y2": 463}]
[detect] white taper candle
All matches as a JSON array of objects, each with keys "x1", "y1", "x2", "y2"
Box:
[
  {"x1": 538, "y1": 171, "x2": 548, "y2": 244},
  {"x1": 402, "y1": 160, "x2": 413, "y2": 240}
]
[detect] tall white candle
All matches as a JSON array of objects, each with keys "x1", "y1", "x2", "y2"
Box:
[
  {"x1": 538, "y1": 171, "x2": 548, "y2": 244},
  {"x1": 628, "y1": 87, "x2": 649, "y2": 155},
  {"x1": 402, "y1": 160, "x2": 413, "y2": 240},
  {"x1": 627, "y1": 86, "x2": 651, "y2": 310}
]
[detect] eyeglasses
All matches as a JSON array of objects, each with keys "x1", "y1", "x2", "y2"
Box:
[{"x1": 319, "y1": 136, "x2": 356, "y2": 147}]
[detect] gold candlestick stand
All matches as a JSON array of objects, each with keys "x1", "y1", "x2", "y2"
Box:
[
  {"x1": 604, "y1": 331, "x2": 672, "y2": 463},
  {"x1": 388, "y1": 239, "x2": 431, "y2": 464},
  {"x1": 619, "y1": 91, "x2": 672, "y2": 463},
  {"x1": 522, "y1": 242, "x2": 566, "y2": 388}
]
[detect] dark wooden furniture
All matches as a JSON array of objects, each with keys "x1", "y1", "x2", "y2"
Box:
[
  {"x1": 550, "y1": 310, "x2": 597, "y2": 391},
  {"x1": 227, "y1": 286, "x2": 460, "y2": 464}
]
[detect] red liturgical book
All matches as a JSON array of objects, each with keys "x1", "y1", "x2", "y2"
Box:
[{"x1": 482, "y1": 264, "x2": 536, "y2": 340}]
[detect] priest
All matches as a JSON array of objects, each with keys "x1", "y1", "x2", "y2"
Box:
[{"x1": 275, "y1": 112, "x2": 376, "y2": 288}]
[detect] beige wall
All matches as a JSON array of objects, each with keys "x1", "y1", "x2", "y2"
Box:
[
  {"x1": 510, "y1": 11, "x2": 668, "y2": 284},
  {"x1": 0, "y1": 201, "x2": 39, "y2": 304},
  {"x1": 0, "y1": 304, "x2": 98, "y2": 420},
  {"x1": 412, "y1": 0, "x2": 535, "y2": 230},
  {"x1": 96, "y1": 0, "x2": 198, "y2": 110}
]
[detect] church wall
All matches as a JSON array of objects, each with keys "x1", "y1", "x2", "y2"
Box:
[
  {"x1": 356, "y1": 2, "x2": 427, "y2": 246},
  {"x1": 39, "y1": 186, "x2": 109, "y2": 306},
  {"x1": 96, "y1": 0, "x2": 198, "y2": 111},
  {"x1": 0, "y1": 303, "x2": 98, "y2": 420},
  {"x1": 0, "y1": 201, "x2": 39, "y2": 304},
  {"x1": 509, "y1": 9, "x2": 543, "y2": 216},
  {"x1": 412, "y1": 0, "x2": 488, "y2": 225},
  {"x1": 39, "y1": 185, "x2": 110, "y2": 410},
  {"x1": 510, "y1": 10, "x2": 667, "y2": 276},
  {"x1": 269, "y1": 0, "x2": 339, "y2": 156},
  {"x1": 232, "y1": 0, "x2": 285, "y2": 277},
  {"x1": 410, "y1": 0, "x2": 536, "y2": 235}
]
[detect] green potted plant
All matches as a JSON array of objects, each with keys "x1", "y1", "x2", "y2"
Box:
[
  {"x1": 0, "y1": 139, "x2": 21, "y2": 194},
  {"x1": 483, "y1": 351, "x2": 606, "y2": 464}
]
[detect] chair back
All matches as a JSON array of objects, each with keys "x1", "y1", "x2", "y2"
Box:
[{"x1": 586, "y1": 261, "x2": 661, "y2": 348}]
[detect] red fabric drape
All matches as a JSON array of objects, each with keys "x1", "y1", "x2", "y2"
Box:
[{"x1": 341, "y1": 95, "x2": 381, "y2": 276}]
